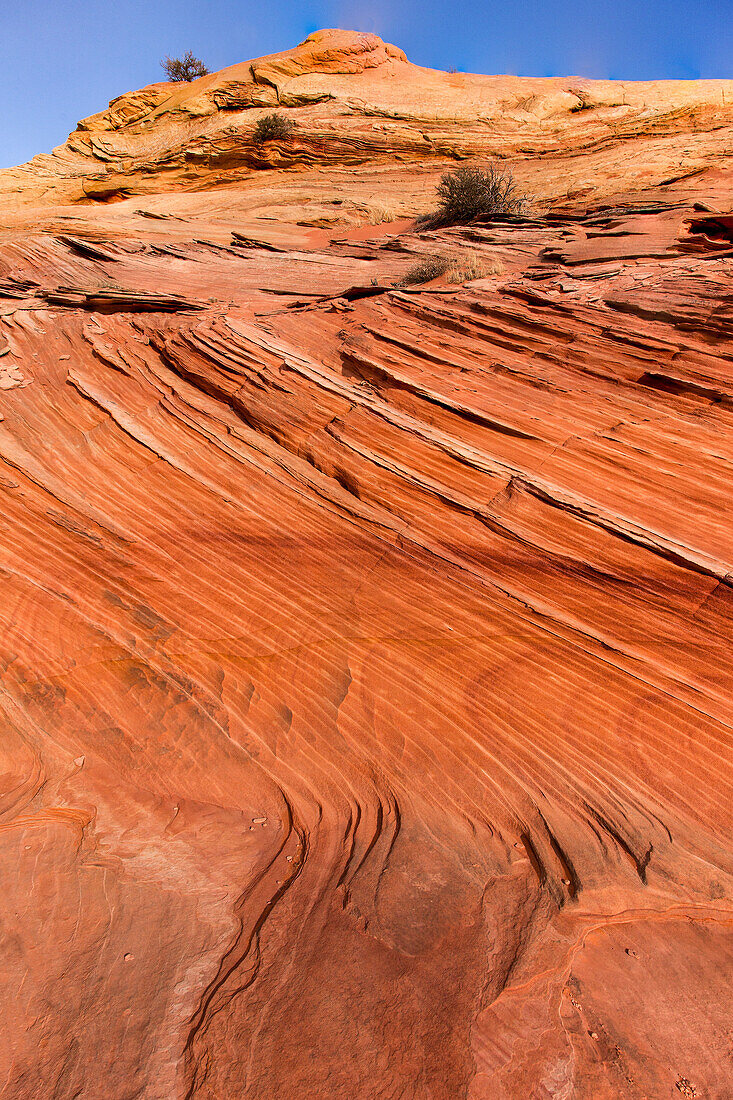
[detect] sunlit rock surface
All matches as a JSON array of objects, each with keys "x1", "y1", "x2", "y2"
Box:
[{"x1": 0, "y1": 30, "x2": 732, "y2": 1100}]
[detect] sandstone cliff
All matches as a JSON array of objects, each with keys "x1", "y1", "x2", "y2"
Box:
[{"x1": 0, "y1": 30, "x2": 732, "y2": 1100}]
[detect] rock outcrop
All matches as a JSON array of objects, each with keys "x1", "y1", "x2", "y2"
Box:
[
  {"x1": 0, "y1": 30, "x2": 732, "y2": 1100},
  {"x1": 3, "y1": 27, "x2": 733, "y2": 213}
]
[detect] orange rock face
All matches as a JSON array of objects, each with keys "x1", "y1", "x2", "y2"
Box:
[{"x1": 0, "y1": 30, "x2": 732, "y2": 1100}]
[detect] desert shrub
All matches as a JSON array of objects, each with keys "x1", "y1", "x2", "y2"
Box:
[
  {"x1": 360, "y1": 202, "x2": 400, "y2": 225},
  {"x1": 419, "y1": 165, "x2": 524, "y2": 229},
  {"x1": 398, "y1": 250, "x2": 503, "y2": 288},
  {"x1": 446, "y1": 251, "x2": 504, "y2": 283},
  {"x1": 253, "y1": 113, "x2": 296, "y2": 145},
  {"x1": 399, "y1": 255, "x2": 451, "y2": 286},
  {"x1": 161, "y1": 52, "x2": 209, "y2": 82}
]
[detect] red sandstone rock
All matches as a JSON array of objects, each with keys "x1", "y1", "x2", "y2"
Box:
[{"x1": 0, "y1": 29, "x2": 732, "y2": 1100}]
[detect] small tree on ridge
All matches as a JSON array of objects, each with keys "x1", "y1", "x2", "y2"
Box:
[{"x1": 161, "y1": 52, "x2": 210, "y2": 83}]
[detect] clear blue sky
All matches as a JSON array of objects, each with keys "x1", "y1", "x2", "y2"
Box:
[{"x1": 2, "y1": 0, "x2": 732, "y2": 168}]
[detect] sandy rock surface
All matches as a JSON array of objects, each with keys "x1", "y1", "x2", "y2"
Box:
[{"x1": 0, "y1": 29, "x2": 732, "y2": 1100}]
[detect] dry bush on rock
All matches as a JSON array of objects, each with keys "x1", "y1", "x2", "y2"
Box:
[
  {"x1": 399, "y1": 249, "x2": 503, "y2": 287},
  {"x1": 399, "y1": 255, "x2": 451, "y2": 285},
  {"x1": 446, "y1": 251, "x2": 504, "y2": 283},
  {"x1": 360, "y1": 203, "x2": 400, "y2": 225},
  {"x1": 418, "y1": 165, "x2": 524, "y2": 229},
  {"x1": 161, "y1": 52, "x2": 209, "y2": 82},
  {"x1": 253, "y1": 113, "x2": 296, "y2": 145}
]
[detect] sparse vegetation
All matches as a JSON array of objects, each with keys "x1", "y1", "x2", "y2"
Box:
[
  {"x1": 161, "y1": 52, "x2": 209, "y2": 83},
  {"x1": 445, "y1": 251, "x2": 504, "y2": 283},
  {"x1": 399, "y1": 255, "x2": 451, "y2": 285},
  {"x1": 418, "y1": 165, "x2": 524, "y2": 229},
  {"x1": 362, "y1": 203, "x2": 400, "y2": 225},
  {"x1": 398, "y1": 249, "x2": 504, "y2": 287},
  {"x1": 253, "y1": 113, "x2": 296, "y2": 145}
]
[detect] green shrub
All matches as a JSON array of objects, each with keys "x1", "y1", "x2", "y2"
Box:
[
  {"x1": 161, "y1": 52, "x2": 209, "y2": 83},
  {"x1": 253, "y1": 113, "x2": 296, "y2": 145},
  {"x1": 419, "y1": 165, "x2": 524, "y2": 229}
]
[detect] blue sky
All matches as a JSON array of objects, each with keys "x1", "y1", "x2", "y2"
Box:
[{"x1": 2, "y1": 0, "x2": 732, "y2": 168}]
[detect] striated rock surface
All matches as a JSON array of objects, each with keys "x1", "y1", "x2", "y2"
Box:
[{"x1": 0, "y1": 29, "x2": 732, "y2": 1100}]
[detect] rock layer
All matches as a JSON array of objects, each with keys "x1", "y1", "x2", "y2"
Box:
[{"x1": 0, "y1": 30, "x2": 732, "y2": 1100}]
